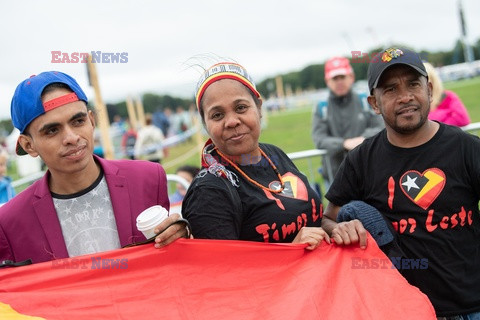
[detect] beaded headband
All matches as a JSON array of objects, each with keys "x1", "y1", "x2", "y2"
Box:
[{"x1": 195, "y1": 62, "x2": 261, "y2": 112}]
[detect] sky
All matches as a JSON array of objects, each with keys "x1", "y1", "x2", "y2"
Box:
[{"x1": 1, "y1": 0, "x2": 479, "y2": 121}]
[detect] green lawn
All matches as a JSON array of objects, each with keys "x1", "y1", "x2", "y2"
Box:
[{"x1": 260, "y1": 108, "x2": 316, "y2": 152}]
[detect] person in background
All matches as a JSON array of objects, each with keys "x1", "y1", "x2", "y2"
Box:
[
  {"x1": 424, "y1": 62, "x2": 471, "y2": 127},
  {"x1": 93, "y1": 135, "x2": 104, "y2": 158},
  {"x1": 0, "y1": 71, "x2": 188, "y2": 266},
  {"x1": 183, "y1": 62, "x2": 329, "y2": 250},
  {"x1": 169, "y1": 165, "x2": 200, "y2": 205},
  {"x1": 163, "y1": 107, "x2": 174, "y2": 137},
  {"x1": 152, "y1": 109, "x2": 170, "y2": 137},
  {"x1": 169, "y1": 165, "x2": 200, "y2": 216},
  {"x1": 0, "y1": 147, "x2": 15, "y2": 204},
  {"x1": 321, "y1": 47, "x2": 480, "y2": 318},
  {"x1": 110, "y1": 114, "x2": 127, "y2": 136},
  {"x1": 134, "y1": 113, "x2": 165, "y2": 163},
  {"x1": 176, "y1": 106, "x2": 191, "y2": 135},
  {"x1": 312, "y1": 56, "x2": 383, "y2": 183},
  {"x1": 121, "y1": 120, "x2": 137, "y2": 160}
]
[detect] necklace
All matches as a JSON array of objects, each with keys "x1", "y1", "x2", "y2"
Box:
[{"x1": 214, "y1": 147, "x2": 285, "y2": 193}]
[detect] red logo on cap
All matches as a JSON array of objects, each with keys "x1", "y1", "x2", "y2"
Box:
[{"x1": 381, "y1": 48, "x2": 404, "y2": 62}]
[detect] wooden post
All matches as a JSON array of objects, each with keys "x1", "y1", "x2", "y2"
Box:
[
  {"x1": 193, "y1": 115, "x2": 204, "y2": 155},
  {"x1": 135, "y1": 97, "x2": 146, "y2": 127},
  {"x1": 126, "y1": 96, "x2": 138, "y2": 130},
  {"x1": 275, "y1": 75, "x2": 286, "y2": 110},
  {"x1": 87, "y1": 55, "x2": 114, "y2": 159}
]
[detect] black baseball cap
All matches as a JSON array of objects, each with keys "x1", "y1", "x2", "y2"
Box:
[{"x1": 367, "y1": 47, "x2": 427, "y2": 94}]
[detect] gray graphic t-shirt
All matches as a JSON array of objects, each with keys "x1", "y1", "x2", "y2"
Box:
[{"x1": 53, "y1": 172, "x2": 121, "y2": 257}]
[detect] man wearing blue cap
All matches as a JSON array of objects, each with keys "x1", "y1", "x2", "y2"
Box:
[
  {"x1": 0, "y1": 71, "x2": 188, "y2": 266},
  {"x1": 321, "y1": 47, "x2": 480, "y2": 318}
]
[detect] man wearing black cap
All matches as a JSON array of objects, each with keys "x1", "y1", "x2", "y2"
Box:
[
  {"x1": 321, "y1": 47, "x2": 480, "y2": 318},
  {"x1": 0, "y1": 71, "x2": 189, "y2": 267}
]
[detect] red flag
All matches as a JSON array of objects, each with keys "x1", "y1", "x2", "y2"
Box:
[{"x1": 0, "y1": 237, "x2": 435, "y2": 319}]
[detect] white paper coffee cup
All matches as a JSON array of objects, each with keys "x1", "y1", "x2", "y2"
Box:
[{"x1": 136, "y1": 205, "x2": 169, "y2": 239}]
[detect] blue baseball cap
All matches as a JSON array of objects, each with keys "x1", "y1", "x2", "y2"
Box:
[{"x1": 11, "y1": 71, "x2": 88, "y2": 155}]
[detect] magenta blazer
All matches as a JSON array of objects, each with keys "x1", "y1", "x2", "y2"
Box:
[{"x1": 0, "y1": 155, "x2": 169, "y2": 265}]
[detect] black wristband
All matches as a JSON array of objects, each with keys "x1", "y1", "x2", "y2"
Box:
[{"x1": 0, "y1": 258, "x2": 33, "y2": 268}]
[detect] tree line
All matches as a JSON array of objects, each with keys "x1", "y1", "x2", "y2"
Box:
[
  {"x1": 256, "y1": 39, "x2": 480, "y2": 98},
  {"x1": 1, "y1": 39, "x2": 478, "y2": 134}
]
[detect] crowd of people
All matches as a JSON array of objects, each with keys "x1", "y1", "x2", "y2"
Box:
[
  {"x1": 116, "y1": 106, "x2": 195, "y2": 161},
  {"x1": 0, "y1": 46, "x2": 478, "y2": 319}
]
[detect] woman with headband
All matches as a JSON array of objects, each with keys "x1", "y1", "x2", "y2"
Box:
[{"x1": 182, "y1": 62, "x2": 330, "y2": 249}]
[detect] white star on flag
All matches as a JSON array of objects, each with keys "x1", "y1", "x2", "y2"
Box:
[{"x1": 402, "y1": 175, "x2": 420, "y2": 192}]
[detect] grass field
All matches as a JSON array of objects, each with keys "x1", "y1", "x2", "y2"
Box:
[
  {"x1": 444, "y1": 76, "x2": 480, "y2": 121},
  {"x1": 9, "y1": 76, "x2": 480, "y2": 194}
]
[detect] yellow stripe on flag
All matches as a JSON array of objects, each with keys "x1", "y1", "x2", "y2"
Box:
[
  {"x1": 0, "y1": 302, "x2": 46, "y2": 320},
  {"x1": 414, "y1": 170, "x2": 444, "y2": 201}
]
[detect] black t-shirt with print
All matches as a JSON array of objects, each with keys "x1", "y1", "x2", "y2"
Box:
[
  {"x1": 326, "y1": 123, "x2": 480, "y2": 317},
  {"x1": 183, "y1": 143, "x2": 322, "y2": 243}
]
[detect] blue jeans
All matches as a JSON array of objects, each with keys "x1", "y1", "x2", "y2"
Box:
[{"x1": 437, "y1": 311, "x2": 480, "y2": 320}]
